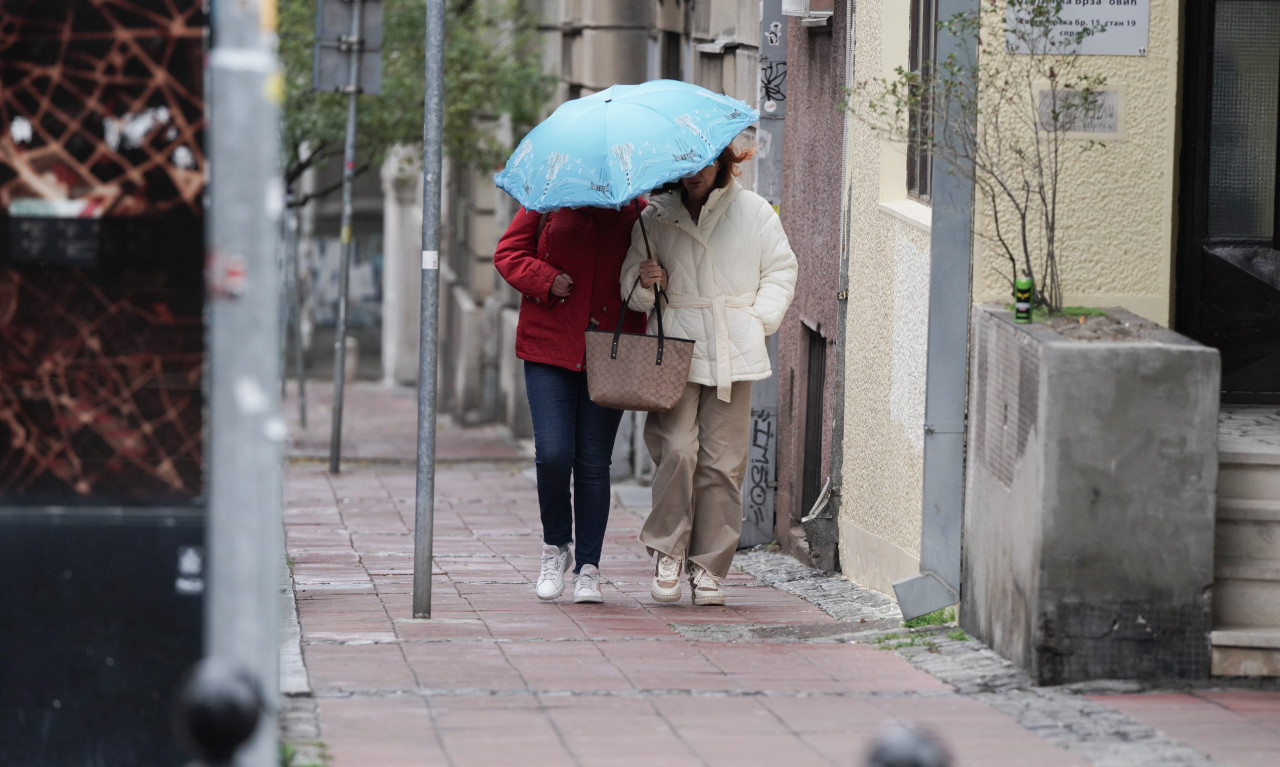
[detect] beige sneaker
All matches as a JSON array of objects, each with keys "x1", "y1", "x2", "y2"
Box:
[
  {"x1": 689, "y1": 564, "x2": 724, "y2": 606},
  {"x1": 650, "y1": 553, "x2": 682, "y2": 603}
]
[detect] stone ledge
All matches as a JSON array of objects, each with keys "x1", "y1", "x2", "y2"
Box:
[
  {"x1": 1215, "y1": 557, "x2": 1280, "y2": 581},
  {"x1": 1212, "y1": 645, "x2": 1280, "y2": 677},
  {"x1": 1211, "y1": 626, "x2": 1280, "y2": 649},
  {"x1": 1217, "y1": 498, "x2": 1280, "y2": 522}
]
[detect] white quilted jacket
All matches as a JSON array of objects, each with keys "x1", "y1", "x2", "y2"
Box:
[{"x1": 620, "y1": 181, "x2": 798, "y2": 403}]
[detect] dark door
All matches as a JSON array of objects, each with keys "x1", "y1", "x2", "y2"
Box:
[{"x1": 1178, "y1": 0, "x2": 1280, "y2": 404}]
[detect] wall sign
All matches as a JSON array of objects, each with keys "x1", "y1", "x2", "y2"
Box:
[{"x1": 1007, "y1": 1, "x2": 1150, "y2": 57}]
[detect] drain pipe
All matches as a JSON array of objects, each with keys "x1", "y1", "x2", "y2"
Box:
[{"x1": 891, "y1": 0, "x2": 978, "y2": 620}]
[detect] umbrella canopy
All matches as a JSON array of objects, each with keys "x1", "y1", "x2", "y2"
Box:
[{"x1": 494, "y1": 80, "x2": 759, "y2": 213}]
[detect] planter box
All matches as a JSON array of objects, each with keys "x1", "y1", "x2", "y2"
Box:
[{"x1": 961, "y1": 305, "x2": 1221, "y2": 684}]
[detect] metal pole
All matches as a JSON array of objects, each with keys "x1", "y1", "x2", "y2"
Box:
[
  {"x1": 207, "y1": 0, "x2": 283, "y2": 764},
  {"x1": 413, "y1": 0, "x2": 444, "y2": 618},
  {"x1": 328, "y1": 0, "x2": 365, "y2": 473},
  {"x1": 280, "y1": 211, "x2": 289, "y2": 401},
  {"x1": 292, "y1": 206, "x2": 308, "y2": 429}
]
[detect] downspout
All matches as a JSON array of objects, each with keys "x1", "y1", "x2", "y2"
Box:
[
  {"x1": 801, "y1": 0, "x2": 855, "y2": 563},
  {"x1": 891, "y1": 0, "x2": 977, "y2": 620}
]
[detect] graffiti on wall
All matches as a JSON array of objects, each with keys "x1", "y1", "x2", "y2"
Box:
[
  {"x1": 744, "y1": 407, "x2": 777, "y2": 532},
  {"x1": 0, "y1": 1, "x2": 206, "y2": 503}
]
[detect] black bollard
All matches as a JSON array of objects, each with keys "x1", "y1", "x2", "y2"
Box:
[
  {"x1": 172, "y1": 658, "x2": 264, "y2": 766},
  {"x1": 866, "y1": 721, "x2": 952, "y2": 767}
]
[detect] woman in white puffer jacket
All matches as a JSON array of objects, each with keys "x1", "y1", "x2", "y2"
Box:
[{"x1": 620, "y1": 142, "x2": 797, "y2": 606}]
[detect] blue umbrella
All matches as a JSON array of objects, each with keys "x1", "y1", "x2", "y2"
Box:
[{"x1": 494, "y1": 80, "x2": 759, "y2": 213}]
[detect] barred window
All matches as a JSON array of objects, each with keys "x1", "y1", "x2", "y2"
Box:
[{"x1": 908, "y1": 0, "x2": 937, "y2": 203}]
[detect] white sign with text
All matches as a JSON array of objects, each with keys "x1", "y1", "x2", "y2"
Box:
[{"x1": 1007, "y1": 0, "x2": 1150, "y2": 57}]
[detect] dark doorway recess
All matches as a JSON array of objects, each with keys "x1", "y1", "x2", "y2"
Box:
[
  {"x1": 1177, "y1": 0, "x2": 1280, "y2": 404},
  {"x1": 801, "y1": 326, "x2": 828, "y2": 515}
]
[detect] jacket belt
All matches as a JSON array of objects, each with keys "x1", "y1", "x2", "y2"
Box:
[{"x1": 663, "y1": 293, "x2": 755, "y2": 403}]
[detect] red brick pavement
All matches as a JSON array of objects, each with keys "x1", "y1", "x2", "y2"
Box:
[
  {"x1": 282, "y1": 382, "x2": 1279, "y2": 766},
  {"x1": 1085, "y1": 692, "x2": 1280, "y2": 767}
]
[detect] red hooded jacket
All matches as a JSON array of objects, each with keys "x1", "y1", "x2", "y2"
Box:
[{"x1": 494, "y1": 204, "x2": 647, "y2": 371}]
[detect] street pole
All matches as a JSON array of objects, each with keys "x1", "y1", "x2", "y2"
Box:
[
  {"x1": 207, "y1": 0, "x2": 283, "y2": 764},
  {"x1": 413, "y1": 0, "x2": 444, "y2": 618},
  {"x1": 292, "y1": 206, "x2": 308, "y2": 429},
  {"x1": 328, "y1": 0, "x2": 366, "y2": 473}
]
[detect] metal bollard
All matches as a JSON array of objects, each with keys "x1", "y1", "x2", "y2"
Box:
[{"x1": 172, "y1": 658, "x2": 264, "y2": 767}]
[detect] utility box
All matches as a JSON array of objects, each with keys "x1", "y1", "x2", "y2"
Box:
[{"x1": 0, "y1": 3, "x2": 208, "y2": 764}]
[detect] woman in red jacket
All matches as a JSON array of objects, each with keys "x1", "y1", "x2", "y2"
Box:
[{"x1": 493, "y1": 203, "x2": 646, "y2": 604}]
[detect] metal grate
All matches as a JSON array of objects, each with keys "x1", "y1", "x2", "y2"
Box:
[{"x1": 972, "y1": 316, "x2": 1039, "y2": 488}]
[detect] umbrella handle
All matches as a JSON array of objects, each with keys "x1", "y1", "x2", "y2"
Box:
[{"x1": 633, "y1": 198, "x2": 667, "y2": 301}]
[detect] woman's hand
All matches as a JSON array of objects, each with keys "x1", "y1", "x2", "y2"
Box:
[
  {"x1": 550, "y1": 273, "x2": 574, "y2": 301},
  {"x1": 638, "y1": 261, "x2": 668, "y2": 291}
]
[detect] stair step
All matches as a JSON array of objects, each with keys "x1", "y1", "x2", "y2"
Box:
[
  {"x1": 1217, "y1": 497, "x2": 1280, "y2": 522},
  {"x1": 1215, "y1": 556, "x2": 1280, "y2": 581},
  {"x1": 1219, "y1": 446, "x2": 1280, "y2": 466},
  {"x1": 1215, "y1": 520, "x2": 1280, "y2": 561},
  {"x1": 1211, "y1": 624, "x2": 1280, "y2": 676},
  {"x1": 1211, "y1": 625, "x2": 1280, "y2": 649},
  {"x1": 1218, "y1": 463, "x2": 1280, "y2": 501}
]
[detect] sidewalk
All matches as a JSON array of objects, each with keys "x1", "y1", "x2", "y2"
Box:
[{"x1": 280, "y1": 381, "x2": 1280, "y2": 767}]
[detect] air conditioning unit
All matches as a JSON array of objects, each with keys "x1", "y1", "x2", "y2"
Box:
[{"x1": 781, "y1": 0, "x2": 834, "y2": 26}]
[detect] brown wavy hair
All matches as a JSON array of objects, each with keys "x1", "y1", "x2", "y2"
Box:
[
  {"x1": 651, "y1": 141, "x2": 757, "y2": 197},
  {"x1": 713, "y1": 142, "x2": 756, "y2": 189}
]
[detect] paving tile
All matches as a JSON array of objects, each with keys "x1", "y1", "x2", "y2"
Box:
[
  {"x1": 1091, "y1": 692, "x2": 1280, "y2": 767},
  {"x1": 873, "y1": 696, "x2": 1088, "y2": 767},
  {"x1": 401, "y1": 642, "x2": 526, "y2": 691},
  {"x1": 316, "y1": 696, "x2": 442, "y2": 767},
  {"x1": 285, "y1": 405, "x2": 1280, "y2": 767},
  {"x1": 304, "y1": 643, "x2": 417, "y2": 694}
]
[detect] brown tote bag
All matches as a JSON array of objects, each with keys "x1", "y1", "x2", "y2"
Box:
[
  {"x1": 585, "y1": 208, "x2": 694, "y2": 412},
  {"x1": 585, "y1": 281, "x2": 693, "y2": 412}
]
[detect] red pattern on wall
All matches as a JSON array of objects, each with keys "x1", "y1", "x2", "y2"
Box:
[
  {"x1": 0, "y1": 0, "x2": 206, "y2": 215},
  {"x1": 0, "y1": 0, "x2": 206, "y2": 504}
]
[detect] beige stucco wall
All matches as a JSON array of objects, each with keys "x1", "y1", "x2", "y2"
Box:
[
  {"x1": 971, "y1": 0, "x2": 1183, "y2": 325},
  {"x1": 839, "y1": 1, "x2": 1184, "y2": 595},
  {"x1": 839, "y1": 0, "x2": 932, "y2": 596}
]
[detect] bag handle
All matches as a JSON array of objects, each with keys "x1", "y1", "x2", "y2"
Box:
[{"x1": 608, "y1": 200, "x2": 669, "y2": 365}]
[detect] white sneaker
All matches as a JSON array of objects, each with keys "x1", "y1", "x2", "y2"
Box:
[
  {"x1": 573, "y1": 565, "x2": 604, "y2": 604},
  {"x1": 689, "y1": 564, "x2": 724, "y2": 606},
  {"x1": 536, "y1": 544, "x2": 572, "y2": 600},
  {"x1": 650, "y1": 553, "x2": 682, "y2": 603}
]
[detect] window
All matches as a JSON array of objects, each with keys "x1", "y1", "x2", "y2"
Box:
[
  {"x1": 661, "y1": 31, "x2": 682, "y2": 81},
  {"x1": 907, "y1": 0, "x2": 937, "y2": 203},
  {"x1": 1206, "y1": 0, "x2": 1279, "y2": 244}
]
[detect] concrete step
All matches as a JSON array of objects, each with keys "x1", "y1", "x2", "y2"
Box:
[
  {"x1": 1211, "y1": 626, "x2": 1280, "y2": 676},
  {"x1": 1214, "y1": 556, "x2": 1280, "y2": 581},
  {"x1": 1217, "y1": 497, "x2": 1280, "y2": 522},
  {"x1": 1218, "y1": 460, "x2": 1280, "y2": 501},
  {"x1": 1214, "y1": 571, "x2": 1280, "y2": 627},
  {"x1": 1215, "y1": 519, "x2": 1280, "y2": 562}
]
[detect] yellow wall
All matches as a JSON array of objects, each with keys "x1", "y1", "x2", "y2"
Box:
[
  {"x1": 971, "y1": 0, "x2": 1183, "y2": 324},
  {"x1": 839, "y1": 0, "x2": 932, "y2": 595},
  {"x1": 838, "y1": 1, "x2": 1184, "y2": 595}
]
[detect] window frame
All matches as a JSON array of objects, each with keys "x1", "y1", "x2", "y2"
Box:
[{"x1": 907, "y1": 0, "x2": 937, "y2": 204}]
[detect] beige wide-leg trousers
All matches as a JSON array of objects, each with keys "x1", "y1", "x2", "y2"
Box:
[{"x1": 641, "y1": 380, "x2": 752, "y2": 579}]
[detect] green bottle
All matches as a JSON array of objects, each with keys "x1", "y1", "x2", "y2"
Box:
[{"x1": 1014, "y1": 275, "x2": 1033, "y2": 323}]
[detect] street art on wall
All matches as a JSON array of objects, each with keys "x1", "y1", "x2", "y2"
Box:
[{"x1": 0, "y1": 0, "x2": 206, "y2": 503}]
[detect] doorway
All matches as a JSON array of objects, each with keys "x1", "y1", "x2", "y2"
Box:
[{"x1": 1177, "y1": 0, "x2": 1280, "y2": 404}]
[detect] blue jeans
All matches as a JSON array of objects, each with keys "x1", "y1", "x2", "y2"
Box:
[{"x1": 523, "y1": 361, "x2": 624, "y2": 573}]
